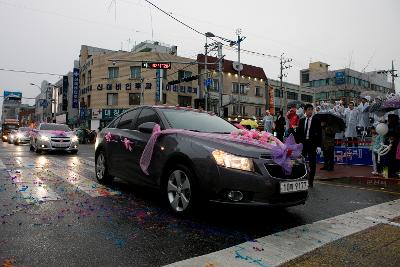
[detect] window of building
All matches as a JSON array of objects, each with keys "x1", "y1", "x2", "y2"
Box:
[
  {"x1": 287, "y1": 91, "x2": 298, "y2": 100},
  {"x1": 87, "y1": 95, "x2": 91, "y2": 107},
  {"x1": 162, "y1": 93, "x2": 167, "y2": 104},
  {"x1": 255, "y1": 107, "x2": 262, "y2": 117},
  {"x1": 107, "y1": 93, "x2": 118, "y2": 106},
  {"x1": 108, "y1": 67, "x2": 119, "y2": 79},
  {"x1": 129, "y1": 93, "x2": 141, "y2": 105},
  {"x1": 232, "y1": 82, "x2": 239, "y2": 94},
  {"x1": 211, "y1": 79, "x2": 220, "y2": 92},
  {"x1": 255, "y1": 86, "x2": 262, "y2": 96},
  {"x1": 301, "y1": 71, "x2": 309, "y2": 83},
  {"x1": 233, "y1": 105, "x2": 246, "y2": 115},
  {"x1": 178, "y1": 70, "x2": 192, "y2": 80},
  {"x1": 117, "y1": 109, "x2": 140, "y2": 130},
  {"x1": 130, "y1": 66, "x2": 141, "y2": 79},
  {"x1": 274, "y1": 88, "x2": 283, "y2": 98},
  {"x1": 178, "y1": 95, "x2": 192, "y2": 107},
  {"x1": 82, "y1": 73, "x2": 86, "y2": 85},
  {"x1": 162, "y1": 69, "x2": 167, "y2": 79},
  {"x1": 301, "y1": 94, "x2": 313, "y2": 102},
  {"x1": 88, "y1": 70, "x2": 92, "y2": 84}
]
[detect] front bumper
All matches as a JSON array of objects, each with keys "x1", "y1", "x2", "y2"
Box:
[
  {"x1": 36, "y1": 139, "x2": 79, "y2": 151},
  {"x1": 203, "y1": 157, "x2": 309, "y2": 207}
]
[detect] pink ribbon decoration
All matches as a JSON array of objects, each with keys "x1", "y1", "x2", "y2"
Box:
[
  {"x1": 139, "y1": 124, "x2": 303, "y2": 176},
  {"x1": 105, "y1": 132, "x2": 114, "y2": 143},
  {"x1": 50, "y1": 130, "x2": 67, "y2": 137},
  {"x1": 122, "y1": 138, "x2": 134, "y2": 151}
]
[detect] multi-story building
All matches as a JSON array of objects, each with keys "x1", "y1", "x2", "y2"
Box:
[
  {"x1": 300, "y1": 62, "x2": 394, "y2": 103},
  {"x1": 132, "y1": 40, "x2": 178, "y2": 55},
  {"x1": 79, "y1": 45, "x2": 199, "y2": 130},
  {"x1": 1, "y1": 91, "x2": 23, "y2": 123},
  {"x1": 197, "y1": 54, "x2": 268, "y2": 118},
  {"x1": 268, "y1": 79, "x2": 314, "y2": 113}
]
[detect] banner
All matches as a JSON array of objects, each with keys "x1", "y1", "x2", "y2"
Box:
[
  {"x1": 72, "y1": 68, "x2": 80, "y2": 108},
  {"x1": 317, "y1": 147, "x2": 373, "y2": 166},
  {"x1": 62, "y1": 76, "x2": 68, "y2": 111}
]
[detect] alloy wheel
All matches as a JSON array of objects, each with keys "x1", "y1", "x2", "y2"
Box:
[
  {"x1": 167, "y1": 170, "x2": 192, "y2": 212},
  {"x1": 96, "y1": 153, "x2": 106, "y2": 180}
]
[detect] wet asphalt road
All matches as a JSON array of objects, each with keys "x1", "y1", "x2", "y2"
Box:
[{"x1": 0, "y1": 142, "x2": 399, "y2": 266}]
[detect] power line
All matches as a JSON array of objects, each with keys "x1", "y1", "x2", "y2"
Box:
[{"x1": 0, "y1": 68, "x2": 63, "y2": 76}]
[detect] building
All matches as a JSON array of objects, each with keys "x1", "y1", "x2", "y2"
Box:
[
  {"x1": 1, "y1": 91, "x2": 23, "y2": 123},
  {"x1": 79, "y1": 45, "x2": 199, "y2": 130},
  {"x1": 300, "y1": 62, "x2": 394, "y2": 103},
  {"x1": 18, "y1": 105, "x2": 35, "y2": 126},
  {"x1": 132, "y1": 40, "x2": 177, "y2": 55},
  {"x1": 268, "y1": 79, "x2": 314, "y2": 113},
  {"x1": 197, "y1": 54, "x2": 268, "y2": 118},
  {"x1": 53, "y1": 62, "x2": 80, "y2": 127}
]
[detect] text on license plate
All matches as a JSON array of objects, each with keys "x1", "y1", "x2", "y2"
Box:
[
  {"x1": 52, "y1": 143, "x2": 69, "y2": 148},
  {"x1": 280, "y1": 181, "x2": 309, "y2": 193}
]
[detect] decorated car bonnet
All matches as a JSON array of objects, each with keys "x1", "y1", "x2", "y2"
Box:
[{"x1": 136, "y1": 124, "x2": 302, "y2": 175}]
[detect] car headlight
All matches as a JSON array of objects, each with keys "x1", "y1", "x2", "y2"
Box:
[
  {"x1": 212, "y1": 150, "x2": 254, "y2": 172},
  {"x1": 40, "y1": 135, "x2": 50, "y2": 141},
  {"x1": 71, "y1": 135, "x2": 79, "y2": 142}
]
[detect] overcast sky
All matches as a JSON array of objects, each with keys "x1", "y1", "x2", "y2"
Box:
[{"x1": 1, "y1": 0, "x2": 399, "y2": 116}]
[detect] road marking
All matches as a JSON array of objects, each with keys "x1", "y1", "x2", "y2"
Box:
[
  {"x1": 166, "y1": 199, "x2": 400, "y2": 267},
  {"x1": 316, "y1": 181, "x2": 400, "y2": 196},
  {"x1": 45, "y1": 161, "x2": 119, "y2": 198},
  {"x1": 48, "y1": 157, "x2": 94, "y2": 174},
  {"x1": 7, "y1": 169, "x2": 61, "y2": 204},
  {"x1": 0, "y1": 159, "x2": 6, "y2": 169}
]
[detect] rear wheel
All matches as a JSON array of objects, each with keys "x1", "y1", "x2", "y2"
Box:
[
  {"x1": 95, "y1": 150, "x2": 114, "y2": 184},
  {"x1": 163, "y1": 164, "x2": 197, "y2": 215},
  {"x1": 29, "y1": 143, "x2": 34, "y2": 151}
]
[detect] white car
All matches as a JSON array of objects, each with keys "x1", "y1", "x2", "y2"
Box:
[
  {"x1": 13, "y1": 127, "x2": 31, "y2": 145},
  {"x1": 30, "y1": 123, "x2": 79, "y2": 154}
]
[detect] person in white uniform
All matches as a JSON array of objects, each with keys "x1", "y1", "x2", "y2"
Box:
[
  {"x1": 344, "y1": 101, "x2": 360, "y2": 147},
  {"x1": 262, "y1": 110, "x2": 274, "y2": 133}
]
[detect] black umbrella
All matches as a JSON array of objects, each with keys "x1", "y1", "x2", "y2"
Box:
[
  {"x1": 287, "y1": 100, "x2": 305, "y2": 108},
  {"x1": 314, "y1": 112, "x2": 346, "y2": 132}
]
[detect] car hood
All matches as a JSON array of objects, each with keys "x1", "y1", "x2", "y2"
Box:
[
  {"x1": 186, "y1": 133, "x2": 272, "y2": 159},
  {"x1": 37, "y1": 130, "x2": 75, "y2": 138}
]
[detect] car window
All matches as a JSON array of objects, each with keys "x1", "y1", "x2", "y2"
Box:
[
  {"x1": 161, "y1": 109, "x2": 237, "y2": 133},
  {"x1": 117, "y1": 109, "x2": 140, "y2": 130},
  {"x1": 134, "y1": 108, "x2": 161, "y2": 129},
  {"x1": 107, "y1": 117, "x2": 121, "y2": 128},
  {"x1": 39, "y1": 124, "x2": 71, "y2": 131}
]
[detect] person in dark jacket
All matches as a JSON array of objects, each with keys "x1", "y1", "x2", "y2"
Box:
[
  {"x1": 320, "y1": 121, "x2": 335, "y2": 171},
  {"x1": 297, "y1": 104, "x2": 322, "y2": 187},
  {"x1": 274, "y1": 110, "x2": 286, "y2": 142}
]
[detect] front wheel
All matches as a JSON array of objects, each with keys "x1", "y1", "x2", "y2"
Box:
[
  {"x1": 95, "y1": 151, "x2": 114, "y2": 184},
  {"x1": 163, "y1": 164, "x2": 198, "y2": 215}
]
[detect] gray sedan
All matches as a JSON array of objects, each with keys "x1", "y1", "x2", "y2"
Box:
[{"x1": 95, "y1": 106, "x2": 309, "y2": 215}]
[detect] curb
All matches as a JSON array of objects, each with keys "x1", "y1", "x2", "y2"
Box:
[{"x1": 316, "y1": 175, "x2": 400, "y2": 189}]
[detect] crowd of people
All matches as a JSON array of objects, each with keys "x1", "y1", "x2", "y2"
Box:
[{"x1": 262, "y1": 95, "x2": 400, "y2": 182}]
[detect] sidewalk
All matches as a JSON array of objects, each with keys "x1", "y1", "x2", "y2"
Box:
[{"x1": 315, "y1": 163, "x2": 400, "y2": 190}]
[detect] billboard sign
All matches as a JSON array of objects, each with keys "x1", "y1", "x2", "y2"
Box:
[
  {"x1": 335, "y1": 72, "x2": 345, "y2": 85},
  {"x1": 3, "y1": 91, "x2": 22, "y2": 99},
  {"x1": 62, "y1": 76, "x2": 68, "y2": 111},
  {"x1": 72, "y1": 68, "x2": 80, "y2": 108}
]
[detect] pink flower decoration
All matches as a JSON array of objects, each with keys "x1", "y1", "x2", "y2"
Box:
[
  {"x1": 251, "y1": 131, "x2": 259, "y2": 139},
  {"x1": 123, "y1": 138, "x2": 134, "y2": 151},
  {"x1": 105, "y1": 132, "x2": 113, "y2": 143}
]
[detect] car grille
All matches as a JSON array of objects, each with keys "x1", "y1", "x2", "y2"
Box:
[
  {"x1": 51, "y1": 137, "x2": 70, "y2": 143},
  {"x1": 264, "y1": 163, "x2": 307, "y2": 179}
]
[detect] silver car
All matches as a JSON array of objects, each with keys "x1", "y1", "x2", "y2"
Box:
[
  {"x1": 13, "y1": 127, "x2": 31, "y2": 145},
  {"x1": 30, "y1": 123, "x2": 79, "y2": 154}
]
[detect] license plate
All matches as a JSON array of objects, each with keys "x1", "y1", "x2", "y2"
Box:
[
  {"x1": 280, "y1": 181, "x2": 309, "y2": 193},
  {"x1": 52, "y1": 142, "x2": 69, "y2": 148}
]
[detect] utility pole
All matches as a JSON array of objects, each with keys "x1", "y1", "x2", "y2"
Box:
[
  {"x1": 278, "y1": 53, "x2": 292, "y2": 113},
  {"x1": 235, "y1": 29, "x2": 246, "y2": 116},
  {"x1": 204, "y1": 41, "x2": 208, "y2": 111},
  {"x1": 377, "y1": 60, "x2": 398, "y2": 93},
  {"x1": 217, "y1": 42, "x2": 223, "y2": 117}
]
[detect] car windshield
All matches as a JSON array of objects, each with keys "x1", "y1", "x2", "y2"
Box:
[
  {"x1": 161, "y1": 109, "x2": 237, "y2": 133},
  {"x1": 40, "y1": 124, "x2": 71, "y2": 131},
  {"x1": 3, "y1": 125, "x2": 18, "y2": 130},
  {"x1": 19, "y1": 127, "x2": 30, "y2": 132}
]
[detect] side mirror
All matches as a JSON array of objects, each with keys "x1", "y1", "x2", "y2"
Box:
[{"x1": 138, "y1": 122, "x2": 157, "y2": 134}]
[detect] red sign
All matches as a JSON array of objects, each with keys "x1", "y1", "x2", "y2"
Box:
[{"x1": 142, "y1": 62, "x2": 171, "y2": 69}]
